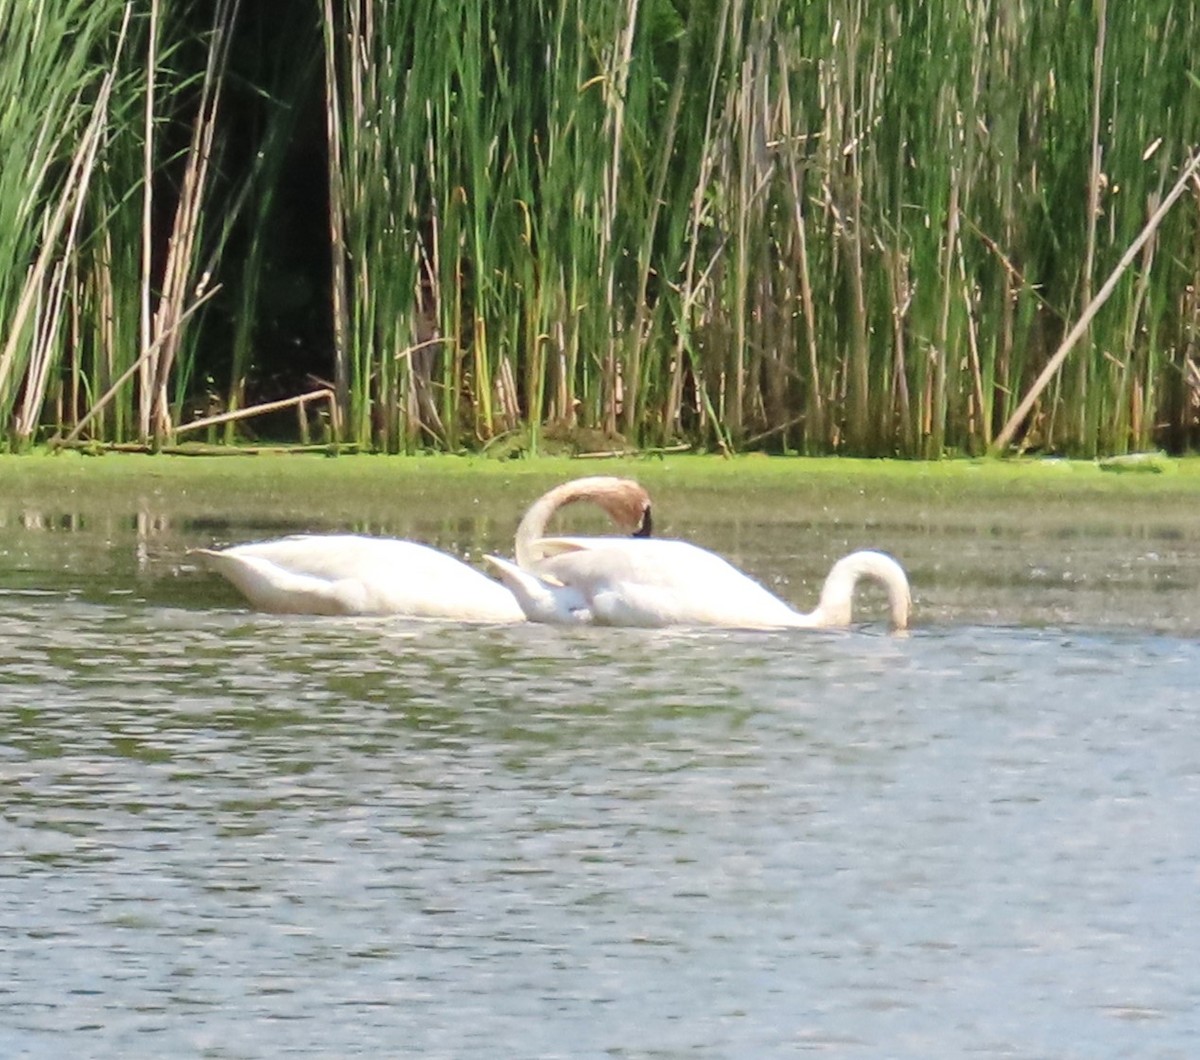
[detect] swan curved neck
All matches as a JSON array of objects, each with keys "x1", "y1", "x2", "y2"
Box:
[
  {"x1": 513, "y1": 477, "x2": 650, "y2": 567},
  {"x1": 514, "y1": 482, "x2": 579, "y2": 567},
  {"x1": 805, "y1": 551, "x2": 912, "y2": 631}
]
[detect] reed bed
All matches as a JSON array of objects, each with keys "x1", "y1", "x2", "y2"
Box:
[
  {"x1": 314, "y1": 0, "x2": 1200, "y2": 456},
  {"x1": 0, "y1": 0, "x2": 258, "y2": 449},
  {"x1": 2, "y1": 0, "x2": 1199, "y2": 456}
]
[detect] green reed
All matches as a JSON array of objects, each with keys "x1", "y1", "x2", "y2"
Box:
[
  {"x1": 3, "y1": 0, "x2": 1199, "y2": 456},
  {"x1": 0, "y1": 0, "x2": 128, "y2": 445},
  {"x1": 0, "y1": 0, "x2": 251, "y2": 449},
  {"x1": 316, "y1": 0, "x2": 1199, "y2": 455}
]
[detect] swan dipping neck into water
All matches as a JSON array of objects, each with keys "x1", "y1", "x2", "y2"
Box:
[
  {"x1": 193, "y1": 476, "x2": 652, "y2": 621},
  {"x1": 485, "y1": 538, "x2": 911, "y2": 631}
]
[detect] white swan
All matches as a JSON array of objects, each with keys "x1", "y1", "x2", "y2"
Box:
[
  {"x1": 193, "y1": 476, "x2": 652, "y2": 621},
  {"x1": 484, "y1": 538, "x2": 911, "y2": 631}
]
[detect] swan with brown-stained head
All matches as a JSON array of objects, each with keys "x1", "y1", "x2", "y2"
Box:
[
  {"x1": 484, "y1": 538, "x2": 911, "y2": 631},
  {"x1": 192, "y1": 476, "x2": 652, "y2": 621}
]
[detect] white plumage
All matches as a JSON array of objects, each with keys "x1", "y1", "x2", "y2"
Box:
[
  {"x1": 193, "y1": 476, "x2": 653, "y2": 621},
  {"x1": 485, "y1": 538, "x2": 911, "y2": 631}
]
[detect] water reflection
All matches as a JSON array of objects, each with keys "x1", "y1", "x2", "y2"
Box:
[
  {"x1": 1, "y1": 595, "x2": 1198, "y2": 1056},
  {"x1": 5, "y1": 469, "x2": 1200, "y2": 633},
  {"x1": 3, "y1": 468, "x2": 1200, "y2": 1053}
]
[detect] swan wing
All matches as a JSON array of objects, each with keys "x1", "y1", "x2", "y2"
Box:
[
  {"x1": 208, "y1": 535, "x2": 447, "y2": 581},
  {"x1": 527, "y1": 538, "x2": 911, "y2": 631},
  {"x1": 194, "y1": 535, "x2": 523, "y2": 621},
  {"x1": 533, "y1": 538, "x2": 800, "y2": 628},
  {"x1": 533, "y1": 535, "x2": 643, "y2": 558}
]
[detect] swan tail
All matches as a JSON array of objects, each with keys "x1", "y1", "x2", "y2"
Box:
[
  {"x1": 194, "y1": 549, "x2": 360, "y2": 614},
  {"x1": 483, "y1": 555, "x2": 591, "y2": 624}
]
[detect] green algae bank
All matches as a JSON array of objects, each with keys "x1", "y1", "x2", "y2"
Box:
[{"x1": 2, "y1": 454, "x2": 1200, "y2": 1055}]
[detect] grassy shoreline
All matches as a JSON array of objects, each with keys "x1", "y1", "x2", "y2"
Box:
[
  {"x1": 4, "y1": 449, "x2": 1200, "y2": 505},
  {"x1": 5, "y1": 450, "x2": 1199, "y2": 635}
]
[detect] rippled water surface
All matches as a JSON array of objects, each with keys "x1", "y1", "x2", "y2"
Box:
[{"x1": 2, "y1": 460, "x2": 1199, "y2": 1057}]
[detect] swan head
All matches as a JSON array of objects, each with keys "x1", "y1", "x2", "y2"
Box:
[
  {"x1": 575, "y1": 476, "x2": 652, "y2": 537},
  {"x1": 513, "y1": 476, "x2": 652, "y2": 568}
]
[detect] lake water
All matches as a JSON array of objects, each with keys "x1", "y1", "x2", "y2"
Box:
[{"x1": 1, "y1": 462, "x2": 1198, "y2": 1057}]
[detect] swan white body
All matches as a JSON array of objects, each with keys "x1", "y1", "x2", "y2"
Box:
[
  {"x1": 198, "y1": 535, "x2": 526, "y2": 620},
  {"x1": 485, "y1": 538, "x2": 911, "y2": 631},
  {"x1": 194, "y1": 477, "x2": 652, "y2": 621}
]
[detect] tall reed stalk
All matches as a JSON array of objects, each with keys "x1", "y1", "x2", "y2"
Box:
[
  {"x1": 316, "y1": 0, "x2": 1200, "y2": 455},
  {"x1": 0, "y1": 0, "x2": 133, "y2": 445},
  {"x1": 0, "y1": 0, "x2": 252, "y2": 449},
  {"x1": 3, "y1": 0, "x2": 1199, "y2": 455},
  {"x1": 142, "y1": 0, "x2": 241, "y2": 445}
]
